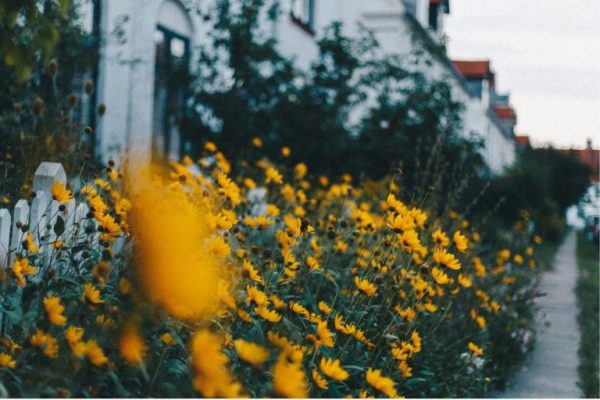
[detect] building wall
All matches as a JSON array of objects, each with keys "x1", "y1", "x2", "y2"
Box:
[{"x1": 94, "y1": 0, "x2": 515, "y2": 174}]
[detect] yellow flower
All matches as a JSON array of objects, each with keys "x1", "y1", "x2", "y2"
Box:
[
  {"x1": 458, "y1": 273, "x2": 472, "y2": 288},
  {"x1": 85, "y1": 340, "x2": 109, "y2": 367},
  {"x1": 397, "y1": 230, "x2": 421, "y2": 253},
  {"x1": 244, "y1": 214, "x2": 275, "y2": 229},
  {"x1": 22, "y1": 233, "x2": 38, "y2": 254},
  {"x1": 12, "y1": 258, "x2": 36, "y2": 287},
  {"x1": 0, "y1": 352, "x2": 16, "y2": 369},
  {"x1": 387, "y1": 213, "x2": 415, "y2": 232},
  {"x1": 161, "y1": 332, "x2": 177, "y2": 346},
  {"x1": 513, "y1": 254, "x2": 524, "y2": 265},
  {"x1": 128, "y1": 168, "x2": 230, "y2": 320},
  {"x1": 270, "y1": 294, "x2": 286, "y2": 310},
  {"x1": 398, "y1": 360, "x2": 413, "y2": 378},
  {"x1": 453, "y1": 230, "x2": 469, "y2": 253},
  {"x1": 236, "y1": 310, "x2": 251, "y2": 324},
  {"x1": 411, "y1": 331, "x2": 422, "y2": 353},
  {"x1": 234, "y1": 339, "x2": 270, "y2": 367},
  {"x1": 289, "y1": 301, "x2": 310, "y2": 319},
  {"x1": 318, "y1": 301, "x2": 332, "y2": 315},
  {"x1": 190, "y1": 330, "x2": 246, "y2": 397},
  {"x1": 312, "y1": 369, "x2": 328, "y2": 390},
  {"x1": 43, "y1": 296, "x2": 67, "y2": 326},
  {"x1": 217, "y1": 280, "x2": 237, "y2": 310},
  {"x1": 118, "y1": 323, "x2": 146, "y2": 365},
  {"x1": 431, "y1": 266, "x2": 449, "y2": 285},
  {"x1": 533, "y1": 234, "x2": 542, "y2": 244},
  {"x1": 294, "y1": 163, "x2": 308, "y2": 180},
  {"x1": 30, "y1": 330, "x2": 58, "y2": 358},
  {"x1": 365, "y1": 368, "x2": 398, "y2": 398},
  {"x1": 394, "y1": 306, "x2": 416, "y2": 322},
  {"x1": 310, "y1": 321, "x2": 334, "y2": 348},
  {"x1": 468, "y1": 342, "x2": 484, "y2": 356},
  {"x1": 217, "y1": 173, "x2": 242, "y2": 207},
  {"x1": 432, "y1": 229, "x2": 449, "y2": 247},
  {"x1": 433, "y1": 248, "x2": 461, "y2": 270},
  {"x1": 307, "y1": 256, "x2": 321, "y2": 271},
  {"x1": 354, "y1": 276, "x2": 377, "y2": 297},
  {"x1": 252, "y1": 137, "x2": 263, "y2": 148},
  {"x1": 204, "y1": 141, "x2": 217, "y2": 152},
  {"x1": 65, "y1": 326, "x2": 84, "y2": 346},
  {"x1": 245, "y1": 285, "x2": 269, "y2": 307},
  {"x1": 272, "y1": 348, "x2": 308, "y2": 398},
  {"x1": 83, "y1": 283, "x2": 103, "y2": 304},
  {"x1": 265, "y1": 167, "x2": 283, "y2": 185},
  {"x1": 91, "y1": 261, "x2": 111, "y2": 285},
  {"x1": 51, "y1": 180, "x2": 72, "y2": 204},
  {"x1": 266, "y1": 203, "x2": 280, "y2": 217},
  {"x1": 255, "y1": 306, "x2": 282, "y2": 323},
  {"x1": 0, "y1": 338, "x2": 21, "y2": 353},
  {"x1": 207, "y1": 235, "x2": 231, "y2": 259},
  {"x1": 281, "y1": 147, "x2": 291, "y2": 157},
  {"x1": 319, "y1": 358, "x2": 349, "y2": 381}
]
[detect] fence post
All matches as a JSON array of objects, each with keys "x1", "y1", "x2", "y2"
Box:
[
  {"x1": 10, "y1": 200, "x2": 29, "y2": 265},
  {"x1": 33, "y1": 162, "x2": 66, "y2": 196},
  {"x1": 0, "y1": 209, "x2": 10, "y2": 268}
]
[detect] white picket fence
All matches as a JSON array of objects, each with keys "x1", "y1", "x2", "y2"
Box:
[{"x1": 0, "y1": 162, "x2": 98, "y2": 269}]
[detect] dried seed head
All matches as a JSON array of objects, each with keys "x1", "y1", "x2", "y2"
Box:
[{"x1": 85, "y1": 80, "x2": 94, "y2": 94}]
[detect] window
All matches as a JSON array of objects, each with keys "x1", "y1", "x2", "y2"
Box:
[
  {"x1": 428, "y1": 1, "x2": 439, "y2": 30},
  {"x1": 291, "y1": 0, "x2": 315, "y2": 32},
  {"x1": 152, "y1": 25, "x2": 191, "y2": 160}
]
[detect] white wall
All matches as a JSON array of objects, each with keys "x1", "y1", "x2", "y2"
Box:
[{"x1": 95, "y1": 0, "x2": 515, "y2": 174}]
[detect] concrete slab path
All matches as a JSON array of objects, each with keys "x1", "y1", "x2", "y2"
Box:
[{"x1": 500, "y1": 231, "x2": 581, "y2": 398}]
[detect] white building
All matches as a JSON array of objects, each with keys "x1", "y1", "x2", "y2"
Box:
[{"x1": 90, "y1": 0, "x2": 515, "y2": 173}]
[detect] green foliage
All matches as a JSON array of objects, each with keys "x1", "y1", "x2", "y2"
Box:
[
  {"x1": 576, "y1": 231, "x2": 599, "y2": 398},
  {"x1": 185, "y1": 0, "x2": 483, "y2": 188},
  {"x1": 0, "y1": 0, "x2": 72, "y2": 82},
  {"x1": 476, "y1": 148, "x2": 591, "y2": 242},
  {"x1": 0, "y1": 0, "x2": 100, "y2": 200}
]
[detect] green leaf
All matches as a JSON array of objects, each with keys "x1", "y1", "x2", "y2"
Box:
[
  {"x1": 405, "y1": 377, "x2": 428, "y2": 389},
  {"x1": 54, "y1": 216, "x2": 65, "y2": 236}
]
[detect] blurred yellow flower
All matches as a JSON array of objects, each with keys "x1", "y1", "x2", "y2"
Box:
[
  {"x1": 160, "y1": 332, "x2": 177, "y2": 346},
  {"x1": 319, "y1": 358, "x2": 349, "y2": 381},
  {"x1": 118, "y1": 322, "x2": 146, "y2": 365},
  {"x1": 365, "y1": 368, "x2": 398, "y2": 398},
  {"x1": 190, "y1": 330, "x2": 246, "y2": 397},
  {"x1": 43, "y1": 296, "x2": 67, "y2": 326},
  {"x1": 234, "y1": 339, "x2": 270, "y2": 367},
  {"x1": 312, "y1": 369, "x2": 328, "y2": 390},
  {"x1": 468, "y1": 341, "x2": 484, "y2": 356},
  {"x1": 0, "y1": 352, "x2": 16, "y2": 369},
  {"x1": 85, "y1": 340, "x2": 109, "y2": 367},
  {"x1": 272, "y1": 347, "x2": 307, "y2": 398},
  {"x1": 453, "y1": 230, "x2": 469, "y2": 253}
]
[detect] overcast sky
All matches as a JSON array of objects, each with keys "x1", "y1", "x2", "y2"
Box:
[{"x1": 445, "y1": 0, "x2": 600, "y2": 149}]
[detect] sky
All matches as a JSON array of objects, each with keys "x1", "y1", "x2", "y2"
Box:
[{"x1": 445, "y1": 0, "x2": 600, "y2": 149}]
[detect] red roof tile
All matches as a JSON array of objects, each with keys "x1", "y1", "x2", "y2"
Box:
[
  {"x1": 515, "y1": 135, "x2": 530, "y2": 147},
  {"x1": 494, "y1": 106, "x2": 516, "y2": 120},
  {"x1": 452, "y1": 60, "x2": 491, "y2": 79}
]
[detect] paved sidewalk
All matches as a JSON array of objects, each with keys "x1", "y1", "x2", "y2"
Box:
[{"x1": 500, "y1": 231, "x2": 581, "y2": 398}]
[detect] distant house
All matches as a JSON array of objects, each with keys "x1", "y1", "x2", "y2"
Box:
[{"x1": 86, "y1": 0, "x2": 516, "y2": 174}]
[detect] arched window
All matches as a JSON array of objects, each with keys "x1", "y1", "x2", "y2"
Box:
[{"x1": 153, "y1": 0, "x2": 194, "y2": 160}]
